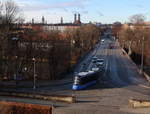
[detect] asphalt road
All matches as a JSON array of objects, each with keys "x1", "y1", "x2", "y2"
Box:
[
  {"x1": 52, "y1": 30, "x2": 150, "y2": 114},
  {"x1": 0, "y1": 30, "x2": 150, "y2": 114}
]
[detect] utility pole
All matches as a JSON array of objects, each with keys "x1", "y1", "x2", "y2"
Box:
[
  {"x1": 140, "y1": 37, "x2": 144, "y2": 74},
  {"x1": 32, "y1": 57, "x2": 36, "y2": 89}
]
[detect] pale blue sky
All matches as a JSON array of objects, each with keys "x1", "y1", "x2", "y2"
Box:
[{"x1": 14, "y1": 0, "x2": 150, "y2": 24}]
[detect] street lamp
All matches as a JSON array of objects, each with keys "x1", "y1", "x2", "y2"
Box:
[
  {"x1": 14, "y1": 55, "x2": 18, "y2": 87},
  {"x1": 140, "y1": 37, "x2": 144, "y2": 74},
  {"x1": 32, "y1": 57, "x2": 36, "y2": 89},
  {"x1": 70, "y1": 38, "x2": 75, "y2": 68},
  {"x1": 12, "y1": 37, "x2": 19, "y2": 86}
]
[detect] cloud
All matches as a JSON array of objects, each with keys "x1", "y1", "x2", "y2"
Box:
[
  {"x1": 14, "y1": 0, "x2": 90, "y2": 23},
  {"x1": 15, "y1": 0, "x2": 89, "y2": 12},
  {"x1": 23, "y1": 10, "x2": 74, "y2": 23}
]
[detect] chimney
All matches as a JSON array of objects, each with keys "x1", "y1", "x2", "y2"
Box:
[
  {"x1": 78, "y1": 14, "x2": 80, "y2": 22},
  {"x1": 74, "y1": 14, "x2": 77, "y2": 23},
  {"x1": 61, "y1": 17, "x2": 63, "y2": 24}
]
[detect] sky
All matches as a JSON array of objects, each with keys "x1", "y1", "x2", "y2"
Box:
[{"x1": 13, "y1": 0, "x2": 150, "y2": 24}]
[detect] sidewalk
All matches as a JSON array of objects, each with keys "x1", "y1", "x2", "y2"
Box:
[{"x1": 0, "y1": 75, "x2": 73, "y2": 96}]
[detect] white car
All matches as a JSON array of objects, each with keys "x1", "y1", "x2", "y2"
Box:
[
  {"x1": 96, "y1": 59, "x2": 104, "y2": 62},
  {"x1": 96, "y1": 62, "x2": 104, "y2": 67},
  {"x1": 92, "y1": 67, "x2": 99, "y2": 72},
  {"x1": 96, "y1": 59, "x2": 104, "y2": 66},
  {"x1": 92, "y1": 56, "x2": 98, "y2": 60},
  {"x1": 101, "y1": 39, "x2": 105, "y2": 42},
  {"x1": 92, "y1": 56, "x2": 98, "y2": 63}
]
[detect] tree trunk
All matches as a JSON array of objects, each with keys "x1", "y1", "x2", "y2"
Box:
[{"x1": 128, "y1": 41, "x2": 132, "y2": 56}]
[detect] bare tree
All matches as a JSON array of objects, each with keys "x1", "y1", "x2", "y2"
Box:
[
  {"x1": 3, "y1": 0, "x2": 20, "y2": 24},
  {"x1": 0, "y1": 0, "x2": 24, "y2": 33},
  {"x1": 0, "y1": 1, "x2": 2, "y2": 23},
  {"x1": 129, "y1": 14, "x2": 145, "y2": 25},
  {"x1": 0, "y1": 0, "x2": 23, "y2": 79}
]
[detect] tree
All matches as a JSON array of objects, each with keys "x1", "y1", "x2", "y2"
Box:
[
  {"x1": 0, "y1": 0, "x2": 23, "y2": 79},
  {"x1": 129, "y1": 14, "x2": 145, "y2": 25},
  {"x1": 0, "y1": 1, "x2": 2, "y2": 23},
  {"x1": 3, "y1": 0, "x2": 21, "y2": 24},
  {"x1": 0, "y1": 0, "x2": 23, "y2": 34}
]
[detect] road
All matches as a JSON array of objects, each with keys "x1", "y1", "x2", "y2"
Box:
[
  {"x1": 0, "y1": 29, "x2": 150, "y2": 114},
  {"x1": 52, "y1": 30, "x2": 150, "y2": 114}
]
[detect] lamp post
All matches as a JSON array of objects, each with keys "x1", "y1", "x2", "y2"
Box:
[
  {"x1": 70, "y1": 38, "x2": 75, "y2": 68},
  {"x1": 15, "y1": 55, "x2": 18, "y2": 87},
  {"x1": 32, "y1": 57, "x2": 36, "y2": 89},
  {"x1": 12, "y1": 37, "x2": 19, "y2": 86},
  {"x1": 140, "y1": 37, "x2": 144, "y2": 74}
]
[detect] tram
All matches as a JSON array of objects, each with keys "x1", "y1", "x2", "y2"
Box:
[{"x1": 72, "y1": 70, "x2": 99, "y2": 90}]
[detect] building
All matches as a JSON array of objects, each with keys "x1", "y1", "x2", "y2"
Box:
[
  {"x1": 20, "y1": 14, "x2": 82, "y2": 33},
  {"x1": 43, "y1": 23, "x2": 81, "y2": 32},
  {"x1": 43, "y1": 14, "x2": 82, "y2": 32},
  {"x1": 74, "y1": 13, "x2": 81, "y2": 24}
]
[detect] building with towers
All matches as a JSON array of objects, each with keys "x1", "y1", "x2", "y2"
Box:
[{"x1": 74, "y1": 13, "x2": 81, "y2": 24}]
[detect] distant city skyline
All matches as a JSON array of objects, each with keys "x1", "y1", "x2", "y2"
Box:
[{"x1": 14, "y1": 0, "x2": 150, "y2": 24}]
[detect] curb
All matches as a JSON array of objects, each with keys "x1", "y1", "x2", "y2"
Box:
[
  {"x1": 129, "y1": 99, "x2": 150, "y2": 108},
  {"x1": 0, "y1": 91, "x2": 76, "y2": 103},
  {"x1": 143, "y1": 72, "x2": 150, "y2": 83}
]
